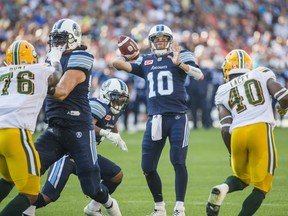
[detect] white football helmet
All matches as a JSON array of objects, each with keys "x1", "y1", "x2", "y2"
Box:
[
  {"x1": 100, "y1": 78, "x2": 129, "y2": 114},
  {"x1": 48, "y1": 18, "x2": 81, "y2": 50},
  {"x1": 148, "y1": 24, "x2": 173, "y2": 56}
]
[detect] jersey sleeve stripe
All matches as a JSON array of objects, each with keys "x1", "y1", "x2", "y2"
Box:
[
  {"x1": 67, "y1": 55, "x2": 94, "y2": 70},
  {"x1": 89, "y1": 100, "x2": 106, "y2": 118},
  {"x1": 180, "y1": 51, "x2": 196, "y2": 63}
]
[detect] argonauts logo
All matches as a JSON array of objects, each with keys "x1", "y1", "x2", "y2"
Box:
[{"x1": 72, "y1": 23, "x2": 81, "y2": 37}]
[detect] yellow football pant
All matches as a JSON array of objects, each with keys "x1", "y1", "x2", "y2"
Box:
[
  {"x1": 0, "y1": 128, "x2": 40, "y2": 195},
  {"x1": 231, "y1": 123, "x2": 277, "y2": 193}
]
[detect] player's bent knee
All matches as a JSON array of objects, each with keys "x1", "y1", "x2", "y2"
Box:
[
  {"x1": 22, "y1": 193, "x2": 38, "y2": 204},
  {"x1": 111, "y1": 171, "x2": 123, "y2": 184}
]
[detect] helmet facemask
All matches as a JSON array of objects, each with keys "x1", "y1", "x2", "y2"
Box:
[
  {"x1": 148, "y1": 24, "x2": 173, "y2": 56},
  {"x1": 106, "y1": 91, "x2": 129, "y2": 114},
  {"x1": 99, "y1": 78, "x2": 130, "y2": 115},
  {"x1": 48, "y1": 18, "x2": 81, "y2": 51}
]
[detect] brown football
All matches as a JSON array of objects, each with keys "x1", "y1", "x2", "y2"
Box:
[{"x1": 118, "y1": 35, "x2": 139, "y2": 60}]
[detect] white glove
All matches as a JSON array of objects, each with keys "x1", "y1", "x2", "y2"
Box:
[
  {"x1": 115, "y1": 138, "x2": 128, "y2": 152},
  {"x1": 47, "y1": 46, "x2": 64, "y2": 63},
  {"x1": 99, "y1": 129, "x2": 128, "y2": 152}
]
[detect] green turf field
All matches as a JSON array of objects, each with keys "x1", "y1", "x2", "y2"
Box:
[{"x1": 1, "y1": 127, "x2": 287, "y2": 215}]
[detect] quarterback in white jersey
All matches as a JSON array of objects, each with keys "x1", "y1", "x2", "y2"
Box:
[
  {"x1": 206, "y1": 49, "x2": 288, "y2": 216},
  {"x1": 0, "y1": 40, "x2": 63, "y2": 216},
  {"x1": 0, "y1": 63, "x2": 54, "y2": 133}
]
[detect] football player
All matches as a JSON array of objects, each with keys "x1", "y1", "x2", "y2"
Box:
[
  {"x1": 22, "y1": 18, "x2": 121, "y2": 216},
  {"x1": 112, "y1": 24, "x2": 204, "y2": 216},
  {"x1": 23, "y1": 78, "x2": 129, "y2": 216},
  {"x1": 0, "y1": 39, "x2": 63, "y2": 216},
  {"x1": 206, "y1": 49, "x2": 288, "y2": 216}
]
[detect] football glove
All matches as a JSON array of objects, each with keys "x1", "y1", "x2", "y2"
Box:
[
  {"x1": 99, "y1": 129, "x2": 128, "y2": 152},
  {"x1": 275, "y1": 102, "x2": 288, "y2": 117},
  {"x1": 47, "y1": 46, "x2": 64, "y2": 64}
]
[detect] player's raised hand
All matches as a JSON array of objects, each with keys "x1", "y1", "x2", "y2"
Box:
[
  {"x1": 167, "y1": 41, "x2": 181, "y2": 65},
  {"x1": 47, "y1": 46, "x2": 64, "y2": 63}
]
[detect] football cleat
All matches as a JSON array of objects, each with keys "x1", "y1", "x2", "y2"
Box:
[
  {"x1": 105, "y1": 198, "x2": 122, "y2": 216},
  {"x1": 150, "y1": 206, "x2": 167, "y2": 216},
  {"x1": 84, "y1": 204, "x2": 105, "y2": 216},
  {"x1": 173, "y1": 206, "x2": 185, "y2": 216}
]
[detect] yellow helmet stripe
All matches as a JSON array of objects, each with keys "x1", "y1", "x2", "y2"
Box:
[
  {"x1": 236, "y1": 50, "x2": 244, "y2": 69},
  {"x1": 12, "y1": 41, "x2": 21, "y2": 65}
]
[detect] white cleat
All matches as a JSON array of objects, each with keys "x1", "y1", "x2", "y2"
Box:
[
  {"x1": 150, "y1": 206, "x2": 167, "y2": 216},
  {"x1": 105, "y1": 198, "x2": 122, "y2": 216},
  {"x1": 173, "y1": 206, "x2": 185, "y2": 216},
  {"x1": 84, "y1": 203, "x2": 105, "y2": 216}
]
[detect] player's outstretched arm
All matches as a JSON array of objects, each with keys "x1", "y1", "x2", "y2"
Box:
[{"x1": 111, "y1": 52, "x2": 139, "y2": 73}]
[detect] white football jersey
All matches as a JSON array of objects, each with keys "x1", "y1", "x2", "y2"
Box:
[
  {"x1": 215, "y1": 67, "x2": 276, "y2": 133},
  {"x1": 0, "y1": 63, "x2": 55, "y2": 133}
]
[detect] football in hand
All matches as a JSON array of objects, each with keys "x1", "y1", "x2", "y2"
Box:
[{"x1": 118, "y1": 35, "x2": 139, "y2": 60}]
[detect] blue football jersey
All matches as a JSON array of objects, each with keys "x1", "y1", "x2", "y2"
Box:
[
  {"x1": 89, "y1": 97, "x2": 121, "y2": 143},
  {"x1": 131, "y1": 50, "x2": 200, "y2": 115},
  {"x1": 45, "y1": 49, "x2": 94, "y2": 128}
]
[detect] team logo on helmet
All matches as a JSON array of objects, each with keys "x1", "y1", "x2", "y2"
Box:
[{"x1": 73, "y1": 23, "x2": 81, "y2": 37}]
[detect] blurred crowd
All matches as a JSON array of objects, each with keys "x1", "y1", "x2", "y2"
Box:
[{"x1": 1, "y1": 0, "x2": 287, "y2": 131}]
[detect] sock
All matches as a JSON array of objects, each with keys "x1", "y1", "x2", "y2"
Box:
[
  {"x1": 0, "y1": 179, "x2": 14, "y2": 202},
  {"x1": 155, "y1": 201, "x2": 165, "y2": 210},
  {"x1": 238, "y1": 188, "x2": 266, "y2": 216},
  {"x1": 144, "y1": 171, "x2": 163, "y2": 202},
  {"x1": 175, "y1": 201, "x2": 184, "y2": 208},
  {"x1": 208, "y1": 184, "x2": 229, "y2": 206},
  {"x1": 22, "y1": 205, "x2": 36, "y2": 216},
  {"x1": 225, "y1": 176, "x2": 247, "y2": 193},
  {"x1": 102, "y1": 195, "x2": 113, "y2": 209},
  {"x1": 0, "y1": 193, "x2": 30, "y2": 216},
  {"x1": 174, "y1": 164, "x2": 188, "y2": 201},
  {"x1": 87, "y1": 200, "x2": 101, "y2": 211}
]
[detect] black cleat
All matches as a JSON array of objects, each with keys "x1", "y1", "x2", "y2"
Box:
[{"x1": 206, "y1": 202, "x2": 220, "y2": 216}]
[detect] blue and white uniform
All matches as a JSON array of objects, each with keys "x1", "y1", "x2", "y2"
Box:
[
  {"x1": 130, "y1": 50, "x2": 200, "y2": 202},
  {"x1": 34, "y1": 48, "x2": 108, "y2": 201},
  {"x1": 39, "y1": 98, "x2": 122, "y2": 202}
]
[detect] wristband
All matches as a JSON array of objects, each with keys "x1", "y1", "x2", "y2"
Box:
[
  {"x1": 122, "y1": 56, "x2": 129, "y2": 62},
  {"x1": 177, "y1": 62, "x2": 182, "y2": 67},
  {"x1": 47, "y1": 86, "x2": 56, "y2": 96}
]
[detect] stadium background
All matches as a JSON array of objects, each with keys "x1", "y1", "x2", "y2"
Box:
[
  {"x1": 0, "y1": 1, "x2": 288, "y2": 215},
  {"x1": 1, "y1": 0, "x2": 287, "y2": 130}
]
